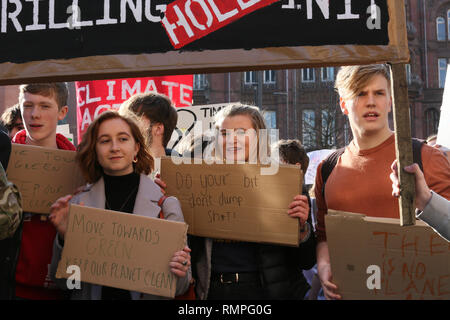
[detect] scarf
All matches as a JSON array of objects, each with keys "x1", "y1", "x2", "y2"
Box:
[{"x1": 12, "y1": 129, "x2": 76, "y2": 151}]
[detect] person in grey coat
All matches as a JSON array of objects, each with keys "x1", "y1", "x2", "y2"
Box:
[
  {"x1": 48, "y1": 111, "x2": 191, "y2": 299},
  {"x1": 390, "y1": 160, "x2": 450, "y2": 241}
]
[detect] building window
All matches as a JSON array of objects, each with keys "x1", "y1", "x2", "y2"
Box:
[
  {"x1": 405, "y1": 64, "x2": 411, "y2": 85},
  {"x1": 321, "y1": 67, "x2": 334, "y2": 82},
  {"x1": 437, "y1": 17, "x2": 445, "y2": 41},
  {"x1": 438, "y1": 58, "x2": 448, "y2": 88},
  {"x1": 193, "y1": 74, "x2": 207, "y2": 90},
  {"x1": 264, "y1": 70, "x2": 275, "y2": 84},
  {"x1": 448, "y1": 10, "x2": 450, "y2": 40},
  {"x1": 302, "y1": 109, "x2": 316, "y2": 149},
  {"x1": 264, "y1": 110, "x2": 277, "y2": 129},
  {"x1": 321, "y1": 109, "x2": 335, "y2": 147},
  {"x1": 245, "y1": 71, "x2": 257, "y2": 84},
  {"x1": 263, "y1": 110, "x2": 277, "y2": 143},
  {"x1": 424, "y1": 108, "x2": 439, "y2": 137},
  {"x1": 302, "y1": 68, "x2": 315, "y2": 83}
]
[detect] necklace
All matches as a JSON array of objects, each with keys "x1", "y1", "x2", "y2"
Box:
[{"x1": 105, "y1": 185, "x2": 138, "y2": 212}]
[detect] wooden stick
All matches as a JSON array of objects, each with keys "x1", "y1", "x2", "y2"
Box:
[{"x1": 389, "y1": 63, "x2": 416, "y2": 226}]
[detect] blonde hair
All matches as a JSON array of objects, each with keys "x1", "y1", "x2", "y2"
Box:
[{"x1": 335, "y1": 64, "x2": 391, "y2": 100}]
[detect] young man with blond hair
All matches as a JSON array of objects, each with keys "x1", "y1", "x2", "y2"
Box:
[
  {"x1": 12, "y1": 83, "x2": 75, "y2": 300},
  {"x1": 313, "y1": 64, "x2": 450, "y2": 300}
]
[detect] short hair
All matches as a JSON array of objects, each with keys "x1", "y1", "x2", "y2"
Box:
[
  {"x1": 19, "y1": 83, "x2": 69, "y2": 109},
  {"x1": 335, "y1": 64, "x2": 391, "y2": 100},
  {"x1": 76, "y1": 111, "x2": 154, "y2": 184},
  {"x1": 274, "y1": 139, "x2": 309, "y2": 173},
  {"x1": 1, "y1": 104, "x2": 22, "y2": 132},
  {"x1": 213, "y1": 103, "x2": 270, "y2": 162},
  {"x1": 119, "y1": 93, "x2": 178, "y2": 148}
]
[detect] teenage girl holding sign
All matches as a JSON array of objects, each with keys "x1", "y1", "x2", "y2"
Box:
[{"x1": 48, "y1": 111, "x2": 191, "y2": 300}]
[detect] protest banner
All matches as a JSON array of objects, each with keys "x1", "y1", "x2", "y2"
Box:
[
  {"x1": 160, "y1": 158, "x2": 301, "y2": 246},
  {"x1": 55, "y1": 204, "x2": 188, "y2": 298},
  {"x1": 0, "y1": 0, "x2": 408, "y2": 84},
  {"x1": 167, "y1": 102, "x2": 235, "y2": 150},
  {"x1": 76, "y1": 75, "x2": 193, "y2": 141},
  {"x1": 6, "y1": 144, "x2": 85, "y2": 214},
  {"x1": 305, "y1": 149, "x2": 334, "y2": 185},
  {"x1": 436, "y1": 64, "x2": 450, "y2": 149},
  {"x1": 326, "y1": 210, "x2": 450, "y2": 300}
]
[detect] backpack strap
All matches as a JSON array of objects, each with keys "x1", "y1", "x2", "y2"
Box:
[
  {"x1": 157, "y1": 195, "x2": 169, "y2": 219},
  {"x1": 321, "y1": 148, "x2": 345, "y2": 198},
  {"x1": 320, "y1": 139, "x2": 425, "y2": 199}
]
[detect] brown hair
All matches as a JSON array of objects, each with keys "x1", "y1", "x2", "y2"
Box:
[
  {"x1": 19, "y1": 83, "x2": 69, "y2": 109},
  {"x1": 274, "y1": 139, "x2": 309, "y2": 173},
  {"x1": 335, "y1": 64, "x2": 391, "y2": 100},
  {"x1": 1, "y1": 104, "x2": 22, "y2": 132},
  {"x1": 76, "y1": 111, "x2": 154, "y2": 183},
  {"x1": 119, "y1": 92, "x2": 178, "y2": 147}
]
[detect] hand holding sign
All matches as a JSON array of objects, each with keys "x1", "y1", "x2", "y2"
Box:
[
  {"x1": 49, "y1": 195, "x2": 85, "y2": 239},
  {"x1": 287, "y1": 194, "x2": 309, "y2": 227},
  {"x1": 169, "y1": 246, "x2": 192, "y2": 278}
]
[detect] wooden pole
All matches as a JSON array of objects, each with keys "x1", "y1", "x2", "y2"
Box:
[{"x1": 389, "y1": 63, "x2": 416, "y2": 226}]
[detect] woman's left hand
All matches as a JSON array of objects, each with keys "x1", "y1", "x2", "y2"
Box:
[
  {"x1": 287, "y1": 194, "x2": 310, "y2": 227},
  {"x1": 169, "y1": 246, "x2": 191, "y2": 278}
]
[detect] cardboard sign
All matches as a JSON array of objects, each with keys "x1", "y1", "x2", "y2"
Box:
[
  {"x1": 161, "y1": 158, "x2": 301, "y2": 246},
  {"x1": 6, "y1": 144, "x2": 85, "y2": 214},
  {"x1": 0, "y1": 0, "x2": 408, "y2": 85},
  {"x1": 326, "y1": 210, "x2": 450, "y2": 300},
  {"x1": 76, "y1": 75, "x2": 193, "y2": 141},
  {"x1": 56, "y1": 204, "x2": 188, "y2": 298},
  {"x1": 168, "y1": 102, "x2": 236, "y2": 150}
]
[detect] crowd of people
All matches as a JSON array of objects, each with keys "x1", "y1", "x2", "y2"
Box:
[{"x1": 0, "y1": 64, "x2": 449, "y2": 300}]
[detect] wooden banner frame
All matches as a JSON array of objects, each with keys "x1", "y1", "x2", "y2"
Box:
[
  {"x1": 0, "y1": 0, "x2": 415, "y2": 225},
  {"x1": 0, "y1": 0, "x2": 408, "y2": 84}
]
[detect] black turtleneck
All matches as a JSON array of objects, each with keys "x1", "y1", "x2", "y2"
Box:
[
  {"x1": 103, "y1": 172, "x2": 140, "y2": 214},
  {"x1": 101, "y1": 171, "x2": 140, "y2": 300}
]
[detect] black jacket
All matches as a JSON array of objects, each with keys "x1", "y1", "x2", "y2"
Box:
[
  {"x1": 0, "y1": 219, "x2": 23, "y2": 300},
  {"x1": 0, "y1": 130, "x2": 22, "y2": 300},
  {"x1": 190, "y1": 193, "x2": 316, "y2": 300}
]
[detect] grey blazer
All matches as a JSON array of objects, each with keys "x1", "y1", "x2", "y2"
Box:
[
  {"x1": 417, "y1": 191, "x2": 450, "y2": 242},
  {"x1": 49, "y1": 174, "x2": 191, "y2": 300}
]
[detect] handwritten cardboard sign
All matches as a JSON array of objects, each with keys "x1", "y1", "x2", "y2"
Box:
[
  {"x1": 161, "y1": 159, "x2": 301, "y2": 246},
  {"x1": 56, "y1": 204, "x2": 188, "y2": 298},
  {"x1": 6, "y1": 144, "x2": 85, "y2": 214},
  {"x1": 326, "y1": 210, "x2": 450, "y2": 300}
]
